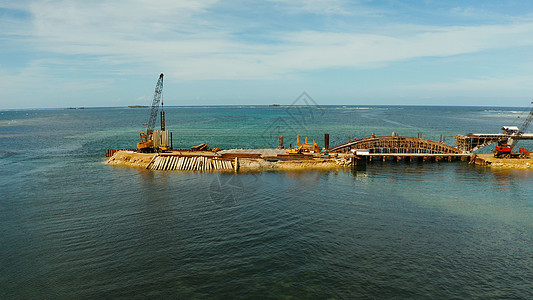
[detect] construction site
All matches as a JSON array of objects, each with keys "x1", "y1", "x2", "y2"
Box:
[{"x1": 106, "y1": 74, "x2": 533, "y2": 171}]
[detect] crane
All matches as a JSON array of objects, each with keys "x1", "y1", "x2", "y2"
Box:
[
  {"x1": 137, "y1": 73, "x2": 164, "y2": 152},
  {"x1": 495, "y1": 102, "x2": 533, "y2": 158},
  {"x1": 518, "y1": 104, "x2": 533, "y2": 138}
]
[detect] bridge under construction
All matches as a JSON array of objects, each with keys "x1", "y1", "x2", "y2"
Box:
[
  {"x1": 454, "y1": 133, "x2": 533, "y2": 153},
  {"x1": 326, "y1": 132, "x2": 533, "y2": 162},
  {"x1": 329, "y1": 135, "x2": 461, "y2": 154},
  {"x1": 327, "y1": 135, "x2": 469, "y2": 163},
  {"x1": 328, "y1": 104, "x2": 533, "y2": 160},
  {"x1": 107, "y1": 73, "x2": 533, "y2": 168}
]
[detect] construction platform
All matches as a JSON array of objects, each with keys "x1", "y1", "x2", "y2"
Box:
[
  {"x1": 455, "y1": 133, "x2": 533, "y2": 153},
  {"x1": 105, "y1": 150, "x2": 352, "y2": 171},
  {"x1": 106, "y1": 132, "x2": 533, "y2": 171}
]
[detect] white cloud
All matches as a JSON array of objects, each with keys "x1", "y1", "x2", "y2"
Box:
[
  {"x1": 17, "y1": 0, "x2": 533, "y2": 80},
  {"x1": 0, "y1": 58, "x2": 117, "y2": 108},
  {"x1": 3, "y1": 0, "x2": 533, "y2": 108},
  {"x1": 269, "y1": 0, "x2": 351, "y2": 15},
  {"x1": 402, "y1": 76, "x2": 533, "y2": 93},
  {"x1": 251, "y1": 22, "x2": 533, "y2": 75}
]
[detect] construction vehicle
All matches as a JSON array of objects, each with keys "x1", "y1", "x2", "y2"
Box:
[
  {"x1": 494, "y1": 142, "x2": 530, "y2": 158},
  {"x1": 137, "y1": 73, "x2": 170, "y2": 152},
  {"x1": 494, "y1": 102, "x2": 533, "y2": 158},
  {"x1": 287, "y1": 135, "x2": 321, "y2": 154}
]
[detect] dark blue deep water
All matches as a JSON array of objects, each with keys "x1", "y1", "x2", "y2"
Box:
[{"x1": 1, "y1": 105, "x2": 532, "y2": 298}]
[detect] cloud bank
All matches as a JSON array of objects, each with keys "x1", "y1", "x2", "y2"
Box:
[{"x1": 2, "y1": 0, "x2": 533, "y2": 107}]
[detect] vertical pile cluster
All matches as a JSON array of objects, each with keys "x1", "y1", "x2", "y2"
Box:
[{"x1": 147, "y1": 156, "x2": 234, "y2": 171}]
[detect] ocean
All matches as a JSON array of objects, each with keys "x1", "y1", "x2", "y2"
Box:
[{"x1": 1, "y1": 105, "x2": 532, "y2": 298}]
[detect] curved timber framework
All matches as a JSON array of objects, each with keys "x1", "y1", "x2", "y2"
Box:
[
  {"x1": 329, "y1": 136, "x2": 462, "y2": 154},
  {"x1": 454, "y1": 134, "x2": 503, "y2": 153}
]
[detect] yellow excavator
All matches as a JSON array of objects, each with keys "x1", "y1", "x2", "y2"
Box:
[{"x1": 287, "y1": 135, "x2": 321, "y2": 154}]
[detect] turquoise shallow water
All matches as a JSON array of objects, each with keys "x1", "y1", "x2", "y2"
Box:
[{"x1": 1, "y1": 105, "x2": 533, "y2": 298}]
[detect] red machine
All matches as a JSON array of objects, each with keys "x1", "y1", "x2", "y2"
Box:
[
  {"x1": 494, "y1": 102, "x2": 533, "y2": 158},
  {"x1": 494, "y1": 143, "x2": 529, "y2": 159}
]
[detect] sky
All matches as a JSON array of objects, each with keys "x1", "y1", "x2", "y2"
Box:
[{"x1": 2, "y1": 0, "x2": 533, "y2": 109}]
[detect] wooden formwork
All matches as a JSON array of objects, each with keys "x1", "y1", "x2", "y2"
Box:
[
  {"x1": 329, "y1": 136, "x2": 461, "y2": 154},
  {"x1": 454, "y1": 134, "x2": 503, "y2": 153}
]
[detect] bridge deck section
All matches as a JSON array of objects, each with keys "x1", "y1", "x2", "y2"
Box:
[
  {"x1": 329, "y1": 136, "x2": 461, "y2": 154},
  {"x1": 454, "y1": 133, "x2": 533, "y2": 153}
]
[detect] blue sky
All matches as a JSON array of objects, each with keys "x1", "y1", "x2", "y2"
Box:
[{"x1": 2, "y1": 0, "x2": 533, "y2": 109}]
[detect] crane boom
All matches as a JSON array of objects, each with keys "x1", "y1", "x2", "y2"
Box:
[
  {"x1": 146, "y1": 73, "x2": 164, "y2": 138},
  {"x1": 137, "y1": 73, "x2": 164, "y2": 152},
  {"x1": 511, "y1": 102, "x2": 533, "y2": 145},
  {"x1": 518, "y1": 102, "x2": 533, "y2": 136}
]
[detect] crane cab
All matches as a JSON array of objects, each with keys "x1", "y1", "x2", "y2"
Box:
[
  {"x1": 137, "y1": 131, "x2": 154, "y2": 152},
  {"x1": 501, "y1": 126, "x2": 519, "y2": 135}
]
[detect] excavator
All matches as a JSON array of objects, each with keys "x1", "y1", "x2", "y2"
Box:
[
  {"x1": 287, "y1": 135, "x2": 321, "y2": 154},
  {"x1": 137, "y1": 73, "x2": 170, "y2": 152},
  {"x1": 494, "y1": 103, "x2": 533, "y2": 158}
]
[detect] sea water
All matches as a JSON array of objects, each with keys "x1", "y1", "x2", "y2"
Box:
[{"x1": 1, "y1": 106, "x2": 532, "y2": 298}]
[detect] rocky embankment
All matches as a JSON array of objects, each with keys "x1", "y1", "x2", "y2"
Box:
[
  {"x1": 106, "y1": 151, "x2": 154, "y2": 168},
  {"x1": 471, "y1": 153, "x2": 533, "y2": 169},
  {"x1": 106, "y1": 150, "x2": 352, "y2": 171}
]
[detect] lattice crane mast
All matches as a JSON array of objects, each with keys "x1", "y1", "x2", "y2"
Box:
[
  {"x1": 137, "y1": 73, "x2": 164, "y2": 152},
  {"x1": 518, "y1": 103, "x2": 533, "y2": 137}
]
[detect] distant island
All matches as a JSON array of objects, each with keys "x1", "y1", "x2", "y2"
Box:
[
  {"x1": 269, "y1": 104, "x2": 281, "y2": 107},
  {"x1": 128, "y1": 105, "x2": 149, "y2": 108}
]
